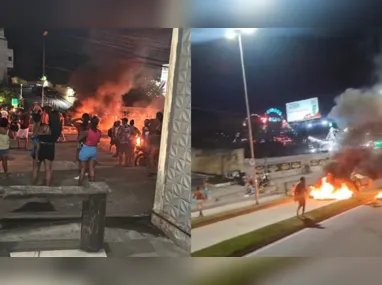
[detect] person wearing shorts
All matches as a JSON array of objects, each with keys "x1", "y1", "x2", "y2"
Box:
[
  {"x1": 78, "y1": 116, "x2": 101, "y2": 185},
  {"x1": 294, "y1": 176, "x2": 308, "y2": 217},
  {"x1": 16, "y1": 109, "x2": 30, "y2": 149},
  {"x1": 0, "y1": 117, "x2": 13, "y2": 177}
]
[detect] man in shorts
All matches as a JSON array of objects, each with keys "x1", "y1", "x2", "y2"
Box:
[
  {"x1": 117, "y1": 118, "x2": 131, "y2": 166},
  {"x1": 295, "y1": 176, "x2": 308, "y2": 217},
  {"x1": 17, "y1": 108, "x2": 30, "y2": 149}
]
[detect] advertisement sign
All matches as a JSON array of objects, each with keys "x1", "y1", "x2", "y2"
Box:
[
  {"x1": 286, "y1": 97, "x2": 321, "y2": 122},
  {"x1": 160, "y1": 64, "x2": 169, "y2": 95}
]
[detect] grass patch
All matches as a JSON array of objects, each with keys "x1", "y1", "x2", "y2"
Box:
[
  {"x1": 192, "y1": 192, "x2": 377, "y2": 257},
  {"x1": 191, "y1": 258, "x2": 301, "y2": 285},
  {"x1": 192, "y1": 196, "x2": 292, "y2": 229}
]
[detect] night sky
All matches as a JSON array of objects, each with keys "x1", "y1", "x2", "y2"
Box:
[
  {"x1": 192, "y1": 29, "x2": 379, "y2": 136},
  {"x1": 4, "y1": 29, "x2": 171, "y2": 84}
]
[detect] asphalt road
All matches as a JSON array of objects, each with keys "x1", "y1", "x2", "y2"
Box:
[
  {"x1": 257, "y1": 258, "x2": 382, "y2": 285},
  {"x1": 247, "y1": 203, "x2": 382, "y2": 257}
]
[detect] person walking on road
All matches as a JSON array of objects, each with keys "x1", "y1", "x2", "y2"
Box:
[
  {"x1": 193, "y1": 185, "x2": 207, "y2": 217},
  {"x1": 295, "y1": 176, "x2": 308, "y2": 217}
]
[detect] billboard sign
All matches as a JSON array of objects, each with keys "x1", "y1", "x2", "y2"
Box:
[{"x1": 286, "y1": 97, "x2": 321, "y2": 122}]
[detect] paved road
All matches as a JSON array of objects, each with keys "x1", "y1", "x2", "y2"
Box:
[
  {"x1": 0, "y1": 136, "x2": 156, "y2": 218},
  {"x1": 248, "y1": 204, "x2": 382, "y2": 257},
  {"x1": 192, "y1": 258, "x2": 382, "y2": 285},
  {"x1": 258, "y1": 258, "x2": 382, "y2": 285},
  {"x1": 192, "y1": 199, "x2": 334, "y2": 252}
]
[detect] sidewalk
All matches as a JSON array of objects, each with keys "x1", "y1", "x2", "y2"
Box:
[
  {"x1": 191, "y1": 198, "x2": 335, "y2": 252},
  {"x1": 192, "y1": 171, "x2": 324, "y2": 216},
  {"x1": 191, "y1": 194, "x2": 285, "y2": 218}
]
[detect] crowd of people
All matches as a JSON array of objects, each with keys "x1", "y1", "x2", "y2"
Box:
[
  {"x1": 0, "y1": 101, "x2": 164, "y2": 186},
  {"x1": 107, "y1": 112, "x2": 163, "y2": 176}
]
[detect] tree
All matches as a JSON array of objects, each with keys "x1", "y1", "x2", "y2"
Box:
[
  {"x1": 0, "y1": 87, "x2": 18, "y2": 105},
  {"x1": 123, "y1": 79, "x2": 165, "y2": 107}
]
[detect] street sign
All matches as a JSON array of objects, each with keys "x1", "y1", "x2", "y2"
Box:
[
  {"x1": 249, "y1": 158, "x2": 256, "y2": 166},
  {"x1": 11, "y1": 98, "x2": 18, "y2": 107}
]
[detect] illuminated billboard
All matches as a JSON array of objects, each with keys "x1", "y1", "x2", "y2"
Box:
[
  {"x1": 160, "y1": 64, "x2": 169, "y2": 95},
  {"x1": 286, "y1": 97, "x2": 321, "y2": 122}
]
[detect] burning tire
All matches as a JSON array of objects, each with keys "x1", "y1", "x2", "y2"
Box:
[{"x1": 134, "y1": 153, "x2": 147, "y2": 167}]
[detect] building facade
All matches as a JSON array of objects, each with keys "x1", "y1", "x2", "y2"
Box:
[{"x1": 0, "y1": 29, "x2": 13, "y2": 83}]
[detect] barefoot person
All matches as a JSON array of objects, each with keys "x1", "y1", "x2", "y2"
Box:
[
  {"x1": 78, "y1": 116, "x2": 101, "y2": 185},
  {"x1": 31, "y1": 107, "x2": 61, "y2": 186},
  {"x1": 71, "y1": 113, "x2": 90, "y2": 180},
  {"x1": 0, "y1": 118, "x2": 13, "y2": 177},
  {"x1": 295, "y1": 176, "x2": 308, "y2": 217},
  {"x1": 16, "y1": 108, "x2": 30, "y2": 149},
  {"x1": 193, "y1": 186, "x2": 207, "y2": 217}
]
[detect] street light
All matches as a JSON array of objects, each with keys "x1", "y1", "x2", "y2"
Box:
[
  {"x1": 41, "y1": 31, "x2": 48, "y2": 106},
  {"x1": 226, "y1": 28, "x2": 260, "y2": 205}
]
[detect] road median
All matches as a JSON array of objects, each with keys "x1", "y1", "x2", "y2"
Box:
[
  {"x1": 192, "y1": 192, "x2": 377, "y2": 257},
  {"x1": 191, "y1": 258, "x2": 300, "y2": 285},
  {"x1": 192, "y1": 196, "x2": 292, "y2": 229}
]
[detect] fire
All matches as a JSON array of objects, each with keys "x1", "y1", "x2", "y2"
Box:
[
  {"x1": 376, "y1": 192, "x2": 382, "y2": 200},
  {"x1": 136, "y1": 137, "x2": 142, "y2": 146},
  {"x1": 309, "y1": 176, "x2": 354, "y2": 200}
]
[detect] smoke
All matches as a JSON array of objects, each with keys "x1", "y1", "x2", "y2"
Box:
[
  {"x1": 324, "y1": 53, "x2": 382, "y2": 180},
  {"x1": 68, "y1": 30, "x2": 167, "y2": 130}
]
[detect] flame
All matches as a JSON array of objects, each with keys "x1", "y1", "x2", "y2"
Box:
[
  {"x1": 309, "y1": 176, "x2": 353, "y2": 200},
  {"x1": 136, "y1": 137, "x2": 142, "y2": 146},
  {"x1": 376, "y1": 192, "x2": 382, "y2": 200}
]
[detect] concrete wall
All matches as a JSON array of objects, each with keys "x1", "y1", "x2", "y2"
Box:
[
  {"x1": 192, "y1": 146, "x2": 331, "y2": 179},
  {"x1": 192, "y1": 148, "x2": 245, "y2": 175},
  {"x1": 244, "y1": 152, "x2": 331, "y2": 179}
]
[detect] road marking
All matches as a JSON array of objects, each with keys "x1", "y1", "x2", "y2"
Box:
[{"x1": 245, "y1": 205, "x2": 365, "y2": 256}]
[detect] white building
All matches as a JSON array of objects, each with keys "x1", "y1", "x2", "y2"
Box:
[{"x1": 0, "y1": 28, "x2": 13, "y2": 83}]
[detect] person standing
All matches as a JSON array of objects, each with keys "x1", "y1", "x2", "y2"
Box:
[
  {"x1": 295, "y1": 176, "x2": 308, "y2": 217},
  {"x1": 116, "y1": 118, "x2": 131, "y2": 167},
  {"x1": 112, "y1": 120, "x2": 121, "y2": 157},
  {"x1": 193, "y1": 186, "x2": 207, "y2": 217},
  {"x1": 31, "y1": 107, "x2": 61, "y2": 186},
  {"x1": 16, "y1": 108, "x2": 30, "y2": 149},
  {"x1": 147, "y1": 112, "x2": 163, "y2": 176},
  {"x1": 0, "y1": 117, "x2": 14, "y2": 177},
  {"x1": 78, "y1": 116, "x2": 102, "y2": 185},
  {"x1": 128, "y1": 119, "x2": 141, "y2": 166},
  {"x1": 57, "y1": 112, "x2": 66, "y2": 142},
  {"x1": 8, "y1": 106, "x2": 19, "y2": 140},
  {"x1": 71, "y1": 113, "x2": 90, "y2": 180}
]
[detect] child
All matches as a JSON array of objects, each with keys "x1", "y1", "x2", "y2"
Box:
[
  {"x1": 0, "y1": 117, "x2": 14, "y2": 177},
  {"x1": 193, "y1": 185, "x2": 206, "y2": 217}
]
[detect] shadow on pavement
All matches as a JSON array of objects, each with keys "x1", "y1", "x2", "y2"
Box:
[{"x1": 300, "y1": 217, "x2": 325, "y2": 229}]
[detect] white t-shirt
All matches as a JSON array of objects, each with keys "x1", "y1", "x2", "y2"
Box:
[{"x1": 1, "y1": 110, "x2": 8, "y2": 118}]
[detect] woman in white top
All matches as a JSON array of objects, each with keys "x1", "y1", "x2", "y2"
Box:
[{"x1": 0, "y1": 117, "x2": 14, "y2": 177}]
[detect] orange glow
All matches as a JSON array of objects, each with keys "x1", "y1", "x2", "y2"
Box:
[
  {"x1": 136, "y1": 137, "x2": 142, "y2": 146},
  {"x1": 309, "y1": 176, "x2": 354, "y2": 200},
  {"x1": 376, "y1": 192, "x2": 382, "y2": 200}
]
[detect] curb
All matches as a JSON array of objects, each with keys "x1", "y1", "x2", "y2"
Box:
[{"x1": 211, "y1": 182, "x2": 232, "y2": 188}]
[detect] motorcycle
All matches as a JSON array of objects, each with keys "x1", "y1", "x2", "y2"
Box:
[{"x1": 134, "y1": 137, "x2": 147, "y2": 166}]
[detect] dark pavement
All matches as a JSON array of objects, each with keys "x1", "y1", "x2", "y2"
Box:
[
  {"x1": 248, "y1": 203, "x2": 382, "y2": 257},
  {"x1": 1, "y1": 137, "x2": 156, "y2": 219}
]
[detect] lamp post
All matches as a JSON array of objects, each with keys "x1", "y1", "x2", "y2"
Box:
[
  {"x1": 41, "y1": 31, "x2": 48, "y2": 106},
  {"x1": 227, "y1": 28, "x2": 259, "y2": 204},
  {"x1": 20, "y1": 84, "x2": 22, "y2": 100}
]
